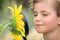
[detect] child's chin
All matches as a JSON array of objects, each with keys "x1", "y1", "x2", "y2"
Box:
[{"x1": 36, "y1": 29, "x2": 47, "y2": 33}]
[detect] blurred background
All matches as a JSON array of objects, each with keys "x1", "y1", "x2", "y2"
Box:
[{"x1": 0, "y1": 0, "x2": 42, "y2": 40}]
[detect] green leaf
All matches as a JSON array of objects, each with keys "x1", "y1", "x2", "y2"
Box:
[
  {"x1": 0, "y1": 24, "x2": 3, "y2": 36},
  {"x1": 0, "y1": 24, "x2": 3, "y2": 32},
  {"x1": 11, "y1": 28, "x2": 21, "y2": 35},
  {"x1": 9, "y1": 17, "x2": 22, "y2": 35}
]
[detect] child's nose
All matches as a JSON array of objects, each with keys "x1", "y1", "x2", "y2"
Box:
[{"x1": 36, "y1": 15, "x2": 42, "y2": 22}]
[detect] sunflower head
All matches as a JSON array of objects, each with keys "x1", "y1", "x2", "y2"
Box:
[{"x1": 8, "y1": 4, "x2": 25, "y2": 37}]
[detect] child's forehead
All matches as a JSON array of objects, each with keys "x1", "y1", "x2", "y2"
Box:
[
  {"x1": 34, "y1": 0, "x2": 56, "y2": 9},
  {"x1": 34, "y1": 2, "x2": 53, "y2": 9},
  {"x1": 34, "y1": 2, "x2": 56, "y2": 13}
]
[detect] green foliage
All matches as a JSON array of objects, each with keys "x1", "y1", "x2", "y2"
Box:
[
  {"x1": 0, "y1": 24, "x2": 3, "y2": 32},
  {"x1": 0, "y1": 24, "x2": 3, "y2": 36},
  {"x1": 11, "y1": 28, "x2": 21, "y2": 35},
  {"x1": 9, "y1": 17, "x2": 22, "y2": 35}
]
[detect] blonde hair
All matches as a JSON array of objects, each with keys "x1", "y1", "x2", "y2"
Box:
[{"x1": 33, "y1": 0, "x2": 60, "y2": 16}]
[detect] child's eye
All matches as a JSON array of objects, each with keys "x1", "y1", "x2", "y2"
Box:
[
  {"x1": 34, "y1": 14, "x2": 37, "y2": 17},
  {"x1": 42, "y1": 13, "x2": 48, "y2": 16},
  {"x1": 41, "y1": 11, "x2": 49, "y2": 16},
  {"x1": 34, "y1": 11, "x2": 38, "y2": 17}
]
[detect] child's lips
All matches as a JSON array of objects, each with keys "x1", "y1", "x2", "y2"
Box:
[
  {"x1": 35, "y1": 24, "x2": 44, "y2": 27},
  {"x1": 35, "y1": 24, "x2": 43, "y2": 26},
  {"x1": 35, "y1": 24, "x2": 45, "y2": 29}
]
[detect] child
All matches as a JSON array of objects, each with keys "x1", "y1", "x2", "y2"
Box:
[{"x1": 33, "y1": 0, "x2": 60, "y2": 40}]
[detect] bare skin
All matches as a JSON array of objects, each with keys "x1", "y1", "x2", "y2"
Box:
[{"x1": 33, "y1": 0, "x2": 60, "y2": 40}]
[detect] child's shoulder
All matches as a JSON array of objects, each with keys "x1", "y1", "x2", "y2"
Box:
[{"x1": 27, "y1": 29, "x2": 43, "y2": 40}]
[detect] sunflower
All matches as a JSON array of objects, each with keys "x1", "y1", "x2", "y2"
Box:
[{"x1": 8, "y1": 4, "x2": 25, "y2": 40}]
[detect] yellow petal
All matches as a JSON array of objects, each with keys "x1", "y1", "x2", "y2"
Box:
[
  {"x1": 19, "y1": 29, "x2": 25, "y2": 37},
  {"x1": 8, "y1": 6, "x2": 14, "y2": 14},
  {"x1": 16, "y1": 20, "x2": 24, "y2": 26},
  {"x1": 13, "y1": 35, "x2": 21, "y2": 40},
  {"x1": 14, "y1": 14, "x2": 23, "y2": 20},
  {"x1": 17, "y1": 4, "x2": 22, "y2": 14},
  {"x1": 16, "y1": 25, "x2": 25, "y2": 33},
  {"x1": 15, "y1": 4, "x2": 17, "y2": 10},
  {"x1": 19, "y1": 14, "x2": 24, "y2": 19}
]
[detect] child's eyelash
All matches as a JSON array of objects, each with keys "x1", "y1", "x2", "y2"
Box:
[
  {"x1": 34, "y1": 14, "x2": 37, "y2": 16},
  {"x1": 42, "y1": 13, "x2": 48, "y2": 16},
  {"x1": 41, "y1": 11, "x2": 49, "y2": 16}
]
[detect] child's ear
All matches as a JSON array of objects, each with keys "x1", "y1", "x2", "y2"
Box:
[{"x1": 57, "y1": 17, "x2": 60, "y2": 25}]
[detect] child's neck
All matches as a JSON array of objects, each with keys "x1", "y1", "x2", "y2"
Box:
[{"x1": 43, "y1": 27, "x2": 60, "y2": 40}]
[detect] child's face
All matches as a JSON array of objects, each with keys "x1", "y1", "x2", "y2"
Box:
[{"x1": 33, "y1": 2, "x2": 58, "y2": 33}]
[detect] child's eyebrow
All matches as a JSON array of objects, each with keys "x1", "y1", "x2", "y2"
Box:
[
  {"x1": 33, "y1": 10, "x2": 46, "y2": 13},
  {"x1": 40, "y1": 10, "x2": 48, "y2": 13},
  {"x1": 33, "y1": 10, "x2": 37, "y2": 13}
]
